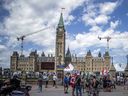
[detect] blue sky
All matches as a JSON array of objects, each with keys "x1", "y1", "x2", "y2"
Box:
[{"x1": 0, "y1": 0, "x2": 128, "y2": 71}]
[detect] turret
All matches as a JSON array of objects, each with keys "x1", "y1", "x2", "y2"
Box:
[
  {"x1": 41, "y1": 51, "x2": 45, "y2": 57},
  {"x1": 10, "y1": 51, "x2": 19, "y2": 71},
  {"x1": 65, "y1": 47, "x2": 72, "y2": 66},
  {"x1": 85, "y1": 50, "x2": 93, "y2": 72},
  {"x1": 29, "y1": 50, "x2": 38, "y2": 72},
  {"x1": 98, "y1": 52, "x2": 101, "y2": 57},
  {"x1": 109, "y1": 57, "x2": 116, "y2": 77},
  {"x1": 86, "y1": 50, "x2": 92, "y2": 58},
  {"x1": 104, "y1": 51, "x2": 111, "y2": 71}
]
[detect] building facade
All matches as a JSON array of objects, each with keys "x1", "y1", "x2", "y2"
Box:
[
  {"x1": 70, "y1": 50, "x2": 111, "y2": 72},
  {"x1": 10, "y1": 51, "x2": 55, "y2": 72},
  {"x1": 10, "y1": 13, "x2": 111, "y2": 73}
]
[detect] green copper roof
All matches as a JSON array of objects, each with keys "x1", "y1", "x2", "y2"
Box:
[{"x1": 58, "y1": 13, "x2": 64, "y2": 27}]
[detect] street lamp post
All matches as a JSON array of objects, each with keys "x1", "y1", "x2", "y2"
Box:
[
  {"x1": 126, "y1": 55, "x2": 128, "y2": 65},
  {"x1": 0, "y1": 60, "x2": 2, "y2": 80},
  {"x1": 111, "y1": 57, "x2": 113, "y2": 64},
  {"x1": 124, "y1": 55, "x2": 128, "y2": 77}
]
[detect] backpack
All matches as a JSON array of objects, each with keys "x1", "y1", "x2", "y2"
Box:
[
  {"x1": 70, "y1": 76, "x2": 75, "y2": 87},
  {"x1": 64, "y1": 76, "x2": 69, "y2": 84},
  {"x1": 93, "y1": 80, "x2": 99, "y2": 88}
]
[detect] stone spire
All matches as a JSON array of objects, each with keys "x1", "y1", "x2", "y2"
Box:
[
  {"x1": 109, "y1": 57, "x2": 116, "y2": 71},
  {"x1": 109, "y1": 57, "x2": 116, "y2": 77},
  {"x1": 58, "y1": 13, "x2": 64, "y2": 27},
  {"x1": 41, "y1": 51, "x2": 45, "y2": 57},
  {"x1": 86, "y1": 50, "x2": 92, "y2": 56},
  {"x1": 98, "y1": 52, "x2": 101, "y2": 57},
  {"x1": 66, "y1": 47, "x2": 71, "y2": 57},
  {"x1": 65, "y1": 47, "x2": 72, "y2": 66}
]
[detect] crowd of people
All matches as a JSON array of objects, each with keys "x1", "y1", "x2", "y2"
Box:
[
  {"x1": 37, "y1": 72, "x2": 58, "y2": 92},
  {"x1": 1, "y1": 71, "x2": 128, "y2": 96},
  {"x1": 35, "y1": 71, "x2": 128, "y2": 96},
  {"x1": 63, "y1": 72, "x2": 100, "y2": 96},
  {"x1": 63, "y1": 72, "x2": 128, "y2": 96}
]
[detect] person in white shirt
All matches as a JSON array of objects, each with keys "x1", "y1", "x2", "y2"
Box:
[{"x1": 53, "y1": 74, "x2": 57, "y2": 88}]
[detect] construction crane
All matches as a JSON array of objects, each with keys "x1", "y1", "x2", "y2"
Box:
[
  {"x1": 98, "y1": 36, "x2": 111, "y2": 52},
  {"x1": 17, "y1": 27, "x2": 50, "y2": 55},
  {"x1": 98, "y1": 35, "x2": 128, "y2": 52}
]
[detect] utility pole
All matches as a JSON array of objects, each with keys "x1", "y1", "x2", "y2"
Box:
[
  {"x1": 111, "y1": 57, "x2": 113, "y2": 65},
  {"x1": 126, "y1": 55, "x2": 128, "y2": 65}
]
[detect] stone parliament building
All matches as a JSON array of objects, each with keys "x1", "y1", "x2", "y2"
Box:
[{"x1": 11, "y1": 13, "x2": 114, "y2": 74}]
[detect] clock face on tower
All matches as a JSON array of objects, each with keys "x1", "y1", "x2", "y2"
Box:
[{"x1": 59, "y1": 28, "x2": 63, "y2": 31}]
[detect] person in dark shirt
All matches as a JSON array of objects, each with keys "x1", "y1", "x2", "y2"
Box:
[
  {"x1": 75, "y1": 74, "x2": 82, "y2": 96},
  {"x1": 38, "y1": 77, "x2": 43, "y2": 92},
  {"x1": 0, "y1": 75, "x2": 21, "y2": 95},
  {"x1": 10, "y1": 75, "x2": 21, "y2": 90}
]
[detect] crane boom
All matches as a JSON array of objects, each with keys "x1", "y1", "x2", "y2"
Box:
[
  {"x1": 98, "y1": 35, "x2": 128, "y2": 52},
  {"x1": 17, "y1": 27, "x2": 50, "y2": 55}
]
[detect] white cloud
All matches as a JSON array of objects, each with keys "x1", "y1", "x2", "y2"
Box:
[
  {"x1": 0, "y1": 0, "x2": 85, "y2": 67},
  {"x1": 95, "y1": 15, "x2": 110, "y2": 25},
  {"x1": 82, "y1": 15, "x2": 96, "y2": 26},
  {"x1": 82, "y1": 1, "x2": 120, "y2": 27},
  {"x1": 89, "y1": 26, "x2": 101, "y2": 32},
  {"x1": 100, "y1": 2, "x2": 118, "y2": 15},
  {"x1": 114, "y1": 63, "x2": 126, "y2": 71},
  {"x1": 3, "y1": 0, "x2": 85, "y2": 40},
  {"x1": 92, "y1": 48, "x2": 101, "y2": 57},
  {"x1": 110, "y1": 20, "x2": 119, "y2": 29},
  {"x1": 65, "y1": 15, "x2": 75, "y2": 25},
  {"x1": 0, "y1": 45, "x2": 7, "y2": 52}
]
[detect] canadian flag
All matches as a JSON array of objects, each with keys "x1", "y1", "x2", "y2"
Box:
[
  {"x1": 102, "y1": 67, "x2": 108, "y2": 76},
  {"x1": 65, "y1": 65, "x2": 70, "y2": 69},
  {"x1": 64, "y1": 63, "x2": 74, "y2": 72}
]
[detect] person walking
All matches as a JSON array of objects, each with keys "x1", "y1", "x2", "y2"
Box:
[
  {"x1": 75, "y1": 73, "x2": 82, "y2": 96},
  {"x1": 53, "y1": 74, "x2": 57, "y2": 88},
  {"x1": 64, "y1": 74, "x2": 69, "y2": 94},
  {"x1": 37, "y1": 74, "x2": 43, "y2": 92},
  {"x1": 45, "y1": 74, "x2": 49, "y2": 88},
  {"x1": 92, "y1": 76, "x2": 99, "y2": 96},
  {"x1": 81, "y1": 76, "x2": 85, "y2": 93},
  {"x1": 70, "y1": 74, "x2": 76, "y2": 96}
]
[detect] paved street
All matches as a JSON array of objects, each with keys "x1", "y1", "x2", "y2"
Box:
[{"x1": 29, "y1": 85, "x2": 128, "y2": 96}]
